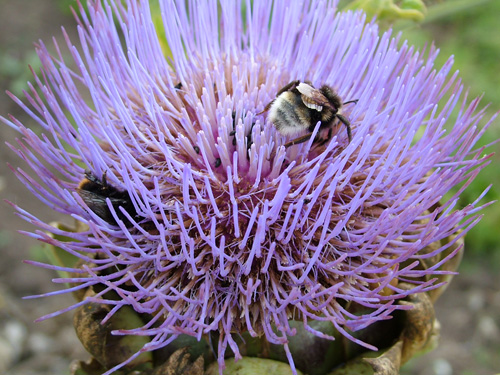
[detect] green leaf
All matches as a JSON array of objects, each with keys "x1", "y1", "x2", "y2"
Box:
[
  {"x1": 73, "y1": 302, "x2": 153, "y2": 371},
  {"x1": 342, "y1": 0, "x2": 426, "y2": 23}
]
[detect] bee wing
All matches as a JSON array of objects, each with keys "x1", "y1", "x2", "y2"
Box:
[
  {"x1": 77, "y1": 189, "x2": 112, "y2": 220},
  {"x1": 77, "y1": 190, "x2": 130, "y2": 221},
  {"x1": 296, "y1": 82, "x2": 332, "y2": 112}
]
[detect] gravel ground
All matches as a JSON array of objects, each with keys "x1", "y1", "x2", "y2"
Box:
[{"x1": 1, "y1": 1, "x2": 499, "y2": 374}]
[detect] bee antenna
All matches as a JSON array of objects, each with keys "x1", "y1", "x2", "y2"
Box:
[{"x1": 343, "y1": 99, "x2": 359, "y2": 106}]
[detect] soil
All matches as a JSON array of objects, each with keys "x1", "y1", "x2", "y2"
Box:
[{"x1": 0, "y1": 1, "x2": 499, "y2": 375}]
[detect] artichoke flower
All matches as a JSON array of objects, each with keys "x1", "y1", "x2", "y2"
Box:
[{"x1": 2, "y1": 0, "x2": 495, "y2": 374}]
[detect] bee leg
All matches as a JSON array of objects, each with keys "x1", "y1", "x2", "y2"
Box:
[
  {"x1": 316, "y1": 128, "x2": 333, "y2": 146},
  {"x1": 284, "y1": 133, "x2": 313, "y2": 148},
  {"x1": 257, "y1": 101, "x2": 270, "y2": 115},
  {"x1": 230, "y1": 111, "x2": 238, "y2": 145},
  {"x1": 246, "y1": 122, "x2": 256, "y2": 159},
  {"x1": 230, "y1": 130, "x2": 237, "y2": 145},
  {"x1": 257, "y1": 99, "x2": 275, "y2": 115},
  {"x1": 336, "y1": 114, "x2": 352, "y2": 142},
  {"x1": 101, "y1": 171, "x2": 109, "y2": 187},
  {"x1": 275, "y1": 80, "x2": 301, "y2": 95},
  {"x1": 258, "y1": 80, "x2": 302, "y2": 115}
]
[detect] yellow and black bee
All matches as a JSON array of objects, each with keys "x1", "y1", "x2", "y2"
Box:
[
  {"x1": 77, "y1": 170, "x2": 137, "y2": 227},
  {"x1": 260, "y1": 80, "x2": 357, "y2": 147}
]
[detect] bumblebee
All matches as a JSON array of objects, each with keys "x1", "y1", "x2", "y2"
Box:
[
  {"x1": 260, "y1": 80, "x2": 357, "y2": 147},
  {"x1": 77, "y1": 170, "x2": 137, "y2": 227}
]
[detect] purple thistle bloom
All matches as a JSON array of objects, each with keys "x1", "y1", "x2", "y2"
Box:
[{"x1": 2, "y1": 0, "x2": 496, "y2": 373}]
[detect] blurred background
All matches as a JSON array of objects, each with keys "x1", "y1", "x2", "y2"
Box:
[{"x1": 0, "y1": 1, "x2": 499, "y2": 374}]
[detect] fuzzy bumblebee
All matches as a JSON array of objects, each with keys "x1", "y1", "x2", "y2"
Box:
[{"x1": 260, "y1": 80, "x2": 357, "y2": 147}]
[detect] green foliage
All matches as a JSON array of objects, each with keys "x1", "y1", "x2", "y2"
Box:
[
  {"x1": 56, "y1": 0, "x2": 89, "y2": 15},
  {"x1": 0, "y1": 51, "x2": 42, "y2": 96},
  {"x1": 342, "y1": 0, "x2": 427, "y2": 23},
  {"x1": 0, "y1": 229, "x2": 12, "y2": 249}
]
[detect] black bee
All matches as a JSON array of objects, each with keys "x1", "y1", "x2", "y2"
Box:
[
  {"x1": 77, "y1": 170, "x2": 138, "y2": 227},
  {"x1": 260, "y1": 80, "x2": 357, "y2": 147},
  {"x1": 229, "y1": 111, "x2": 256, "y2": 158},
  {"x1": 230, "y1": 111, "x2": 238, "y2": 146}
]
